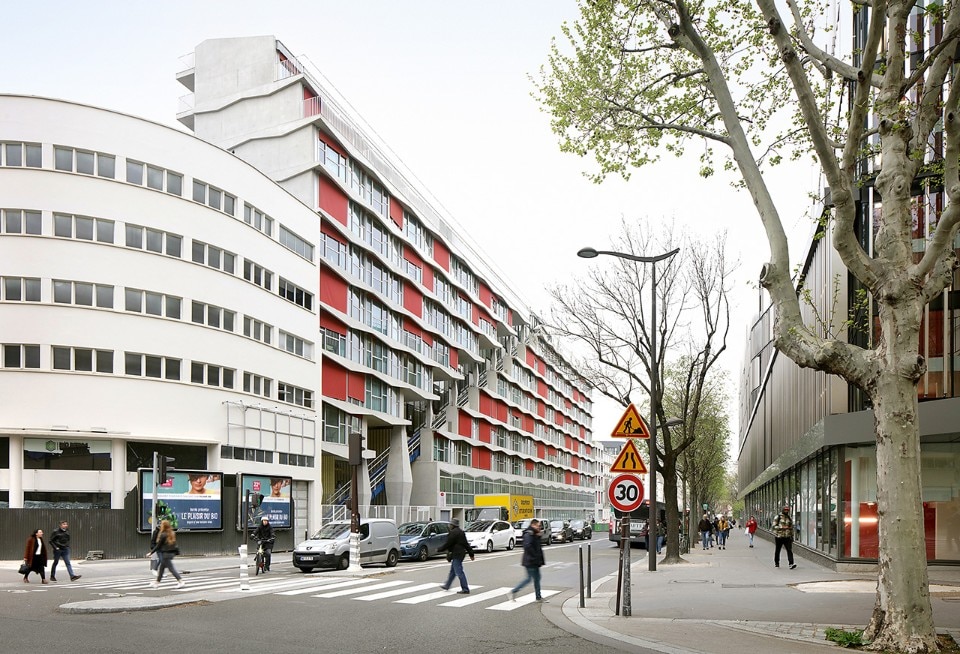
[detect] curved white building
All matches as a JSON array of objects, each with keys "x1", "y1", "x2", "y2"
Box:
[{"x1": 0, "y1": 96, "x2": 321, "y2": 551}]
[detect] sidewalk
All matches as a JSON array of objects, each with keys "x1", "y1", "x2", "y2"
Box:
[{"x1": 554, "y1": 534, "x2": 960, "y2": 653}]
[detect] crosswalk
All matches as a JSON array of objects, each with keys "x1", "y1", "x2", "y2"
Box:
[{"x1": 62, "y1": 572, "x2": 561, "y2": 610}]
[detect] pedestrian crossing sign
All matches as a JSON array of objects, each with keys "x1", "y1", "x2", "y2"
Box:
[
  {"x1": 609, "y1": 439, "x2": 648, "y2": 473},
  {"x1": 610, "y1": 403, "x2": 650, "y2": 439}
]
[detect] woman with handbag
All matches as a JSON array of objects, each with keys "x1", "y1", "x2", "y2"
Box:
[
  {"x1": 22, "y1": 528, "x2": 49, "y2": 583},
  {"x1": 147, "y1": 520, "x2": 184, "y2": 589}
]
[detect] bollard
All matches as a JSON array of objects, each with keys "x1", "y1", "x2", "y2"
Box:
[
  {"x1": 587, "y1": 543, "x2": 592, "y2": 598},
  {"x1": 238, "y1": 544, "x2": 250, "y2": 591},
  {"x1": 578, "y1": 545, "x2": 585, "y2": 608}
]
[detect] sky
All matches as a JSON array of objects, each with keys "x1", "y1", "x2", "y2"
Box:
[{"x1": 4, "y1": 1, "x2": 821, "y2": 453}]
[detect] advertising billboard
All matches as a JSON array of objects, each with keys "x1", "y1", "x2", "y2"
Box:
[
  {"x1": 139, "y1": 469, "x2": 223, "y2": 532},
  {"x1": 239, "y1": 474, "x2": 292, "y2": 529}
]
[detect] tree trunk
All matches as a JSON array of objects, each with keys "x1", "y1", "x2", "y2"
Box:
[
  {"x1": 661, "y1": 454, "x2": 683, "y2": 562},
  {"x1": 862, "y1": 373, "x2": 937, "y2": 653}
]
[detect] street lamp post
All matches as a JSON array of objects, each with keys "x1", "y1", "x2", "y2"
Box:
[{"x1": 578, "y1": 246, "x2": 680, "y2": 573}]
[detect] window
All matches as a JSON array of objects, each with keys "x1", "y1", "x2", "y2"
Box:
[
  {"x1": 322, "y1": 233, "x2": 347, "y2": 269},
  {"x1": 52, "y1": 346, "x2": 113, "y2": 373},
  {"x1": 2, "y1": 209, "x2": 42, "y2": 235},
  {"x1": 243, "y1": 203, "x2": 274, "y2": 236},
  {"x1": 278, "y1": 278, "x2": 313, "y2": 310},
  {"x1": 279, "y1": 331, "x2": 313, "y2": 359},
  {"x1": 243, "y1": 259, "x2": 273, "y2": 290},
  {"x1": 2, "y1": 142, "x2": 42, "y2": 168},
  {"x1": 2, "y1": 344, "x2": 40, "y2": 369},
  {"x1": 192, "y1": 180, "x2": 236, "y2": 215},
  {"x1": 191, "y1": 301, "x2": 235, "y2": 331},
  {"x1": 190, "y1": 361, "x2": 235, "y2": 389},
  {"x1": 2, "y1": 277, "x2": 41, "y2": 302},
  {"x1": 279, "y1": 225, "x2": 315, "y2": 261},
  {"x1": 124, "y1": 352, "x2": 181, "y2": 380},
  {"x1": 318, "y1": 139, "x2": 347, "y2": 183},
  {"x1": 191, "y1": 240, "x2": 235, "y2": 274},
  {"x1": 243, "y1": 372, "x2": 273, "y2": 398},
  {"x1": 53, "y1": 146, "x2": 115, "y2": 178},
  {"x1": 278, "y1": 381, "x2": 313, "y2": 408},
  {"x1": 53, "y1": 280, "x2": 113, "y2": 308},
  {"x1": 125, "y1": 160, "x2": 182, "y2": 196},
  {"x1": 124, "y1": 288, "x2": 180, "y2": 318},
  {"x1": 124, "y1": 224, "x2": 181, "y2": 257},
  {"x1": 243, "y1": 316, "x2": 273, "y2": 344},
  {"x1": 322, "y1": 328, "x2": 347, "y2": 357},
  {"x1": 53, "y1": 213, "x2": 114, "y2": 243}
]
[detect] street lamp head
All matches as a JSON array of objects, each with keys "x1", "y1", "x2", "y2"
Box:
[
  {"x1": 577, "y1": 247, "x2": 599, "y2": 259},
  {"x1": 663, "y1": 418, "x2": 684, "y2": 428}
]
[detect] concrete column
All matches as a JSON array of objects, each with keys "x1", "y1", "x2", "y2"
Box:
[
  {"x1": 9, "y1": 434, "x2": 23, "y2": 508},
  {"x1": 111, "y1": 438, "x2": 126, "y2": 509},
  {"x1": 385, "y1": 425, "x2": 413, "y2": 508},
  {"x1": 850, "y1": 456, "x2": 860, "y2": 557}
]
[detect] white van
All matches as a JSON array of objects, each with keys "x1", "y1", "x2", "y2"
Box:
[{"x1": 292, "y1": 518, "x2": 400, "y2": 571}]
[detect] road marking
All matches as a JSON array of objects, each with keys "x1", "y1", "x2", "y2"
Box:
[
  {"x1": 486, "y1": 589, "x2": 560, "y2": 610},
  {"x1": 395, "y1": 586, "x2": 485, "y2": 604},
  {"x1": 355, "y1": 582, "x2": 441, "y2": 601},
  {"x1": 439, "y1": 587, "x2": 512, "y2": 607},
  {"x1": 313, "y1": 579, "x2": 410, "y2": 598}
]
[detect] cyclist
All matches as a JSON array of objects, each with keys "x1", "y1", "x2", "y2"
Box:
[{"x1": 252, "y1": 516, "x2": 275, "y2": 572}]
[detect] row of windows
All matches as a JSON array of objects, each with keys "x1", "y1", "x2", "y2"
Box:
[
  {"x1": 220, "y1": 444, "x2": 315, "y2": 468},
  {"x1": 0, "y1": 276, "x2": 309, "y2": 353},
  {"x1": 0, "y1": 343, "x2": 313, "y2": 407},
  {"x1": 1, "y1": 142, "x2": 42, "y2": 168},
  {"x1": 321, "y1": 326, "x2": 432, "y2": 392}
]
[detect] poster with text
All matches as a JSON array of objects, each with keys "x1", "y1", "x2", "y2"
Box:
[
  {"x1": 139, "y1": 469, "x2": 223, "y2": 532},
  {"x1": 239, "y1": 474, "x2": 292, "y2": 529}
]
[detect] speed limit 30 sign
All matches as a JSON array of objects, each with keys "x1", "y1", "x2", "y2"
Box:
[{"x1": 608, "y1": 473, "x2": 645, "y2": 513}]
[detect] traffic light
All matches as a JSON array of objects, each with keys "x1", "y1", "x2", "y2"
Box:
[
  {"x1": 158, "y1": 456, "x2": 176, "y2": 484},
  {"x1": 250, "y1": 493, "x2": 264, "y2": 508}
]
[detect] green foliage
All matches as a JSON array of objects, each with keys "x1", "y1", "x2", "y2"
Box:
[
  {"x1": 824, "y1": 628, "x2": 865, "y2": 648},
  {"x1": 150, "y1": 500, "x2": 179, "y2": 530}
]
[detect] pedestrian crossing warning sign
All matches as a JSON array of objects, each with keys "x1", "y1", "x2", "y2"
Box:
[
  {"x1": 610, "y1": 439, "x2": 648, "y2": 474},
  {"x1": 610, "y1": 403, "x2": 651, "y2": 439}
]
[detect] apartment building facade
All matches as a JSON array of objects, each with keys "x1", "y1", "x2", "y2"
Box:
[
  {"x1": 0, "y1": 95, "x2": 322, "y2": 555},
  {"x1": 176, "y1": 37, "x2": 598, "y2": 523}
]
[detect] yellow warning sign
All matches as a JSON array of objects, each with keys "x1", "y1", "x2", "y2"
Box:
[
  {"x1": 610, "y1": 403, "x2": 651, "y2": 439},
  {"x1": 610, "y1": 439, "x2": 648, "y2": 473}
]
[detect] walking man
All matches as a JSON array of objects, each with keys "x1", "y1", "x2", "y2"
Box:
[
  {"x1": 507, "y1": 518, "x2": 546, "y2": 602},
  {"x1": 697, "y1": 513, "x2": 712, "y2": 550},
  {"x1": 50, "y1": 520, "x2": 81, "y2": 582},
  {"x1": 773, "y1": 506, "x2": 797, "y2": 569},
  {"x1": 438, "y1": 518, "x2": 475, "y2": 594}
]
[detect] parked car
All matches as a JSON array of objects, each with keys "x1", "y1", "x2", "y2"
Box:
[
  {"x1": 464, "y1": 519, "x2": 516, "y2": 552},
  {"x1": 293, "y1": 518, "x2": 400, "y2": 571},
  {"x1": 398, "y1": 520, "x2": 451, "y2": 561},
  {"x1": 512, "y1": 518, "x2": 551, "y2": 545},
  {"x1": 570, "y1": 519, "x2": 592, "y2": 540},
  {"x1": 549, "y1": 519, "x2": 574, "y2": 543}
]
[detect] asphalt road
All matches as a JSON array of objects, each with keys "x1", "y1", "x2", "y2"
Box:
[{"x1": 2, "y1": 536, "x2": 626, "y2": 654}]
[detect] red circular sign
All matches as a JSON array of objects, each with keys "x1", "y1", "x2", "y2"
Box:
[{"x1": 608, "y1": 474, "x2": 645, "y2": 513}]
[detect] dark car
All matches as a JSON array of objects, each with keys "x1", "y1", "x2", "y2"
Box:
[
  {"x1": 549, "y1": 519, "x2": 573, "y2": 543},
  {"x1": 398, "y1": 520, "x2": 451, "y2": 561},
  {"x1": 570, "y1": 519, "x2": 592, "y2": 540}
]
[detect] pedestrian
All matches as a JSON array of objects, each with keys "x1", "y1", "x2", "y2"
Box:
[
  {"x1": 656, "y1": 520, "x2": 666, "y2": 554},
  {"x1": 697, "y1": 513, "x2": 712, "y2": 550},
  {"x1": 772, "y1": 506, "x2": 797, "y2": 569},
  {"x1": 149, "y1": 524, "x2": 161, "y2": 577},
  {"x1": 437, "y1": 518, "x2": 475, "y2": 594},
  {"x1": 50, "y1": 520, "x2": 82, "y2": 581},
  {"x1": 22, "y1": 528, "x2": 49, "y2": 584},
  {"x1": 507, "y1": 518, "x2": 546, "y2": 602},
  {"x1": 746, "y1": 515, "x2": 758, "y2": 548},
  {"x1": 148, "y1": 519, "x2": 184, "y2": 588},
  {"x1": 716, "y1": 515, "x2": 730, "y2": 549}
]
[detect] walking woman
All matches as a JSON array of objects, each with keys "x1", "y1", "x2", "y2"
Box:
[
  {"x1": 23, "y1": 528, "x2": 49, "y2": 583},
  {"x1": 147, "y1": 520, "x2": 184, "y2": 589}
]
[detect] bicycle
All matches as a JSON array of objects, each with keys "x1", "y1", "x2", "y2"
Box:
[{"x1": 254, "y1": 538, "x2": 273, "y2": 575}]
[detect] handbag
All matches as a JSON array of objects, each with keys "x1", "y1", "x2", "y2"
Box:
[
  {"x1": 445, "y1": 551, "x2": 452, "y2": 562},
  {"x1": 18, "y1": 562, "x2": 29, "y2": 575}
]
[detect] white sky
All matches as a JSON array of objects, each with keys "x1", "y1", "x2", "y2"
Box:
[{"x1": 4, "y1": 1, "x2": 821, "y2": 451}]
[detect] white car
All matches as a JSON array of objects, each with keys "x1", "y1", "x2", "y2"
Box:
[{"x1": 464, "y1": 519, "x2": 515, "y2": 553}]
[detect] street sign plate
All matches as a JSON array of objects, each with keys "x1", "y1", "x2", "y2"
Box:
[
  {"x1": 609, "y1": 439, "x2": 647, "y2": 474},
  {"x1": 610, "y1": 403, "x2": 651, "y2": 439},
  {"x1": 608, "y1": 473, "x2": 645, "y2": 513}
]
